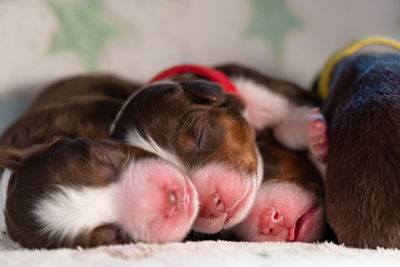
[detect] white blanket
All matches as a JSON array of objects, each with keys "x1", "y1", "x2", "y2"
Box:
[{"x1": 1, "y1": 232, "x2": 400, "y2": 267}]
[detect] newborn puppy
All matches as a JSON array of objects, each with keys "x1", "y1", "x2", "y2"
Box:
[
  {"x1": 0, "y1": 75, "x2": 198, "y2": 249},
  {"x1": 111, "y1": 64, "x2": 327, "y2": 234},
  {"x1": 218, "y1": 65, "x2": 329, "y2": 162},
  {"x1": 318, "y1": 53, "x2": 400, "y2": 248},
  {"x1": 231, "y1": 130, "x2": 325, "y2": 242}
]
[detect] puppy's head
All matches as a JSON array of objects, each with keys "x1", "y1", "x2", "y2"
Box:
[
  {"x1": 111, "y1": 80, "x2": 262, "y2": 234},
  {"x1": 0, "y1": 138, "x2": 198, "y2": 248},
  {"x1": 232, "y1": 130, "x2": 326, "y2": 242}
]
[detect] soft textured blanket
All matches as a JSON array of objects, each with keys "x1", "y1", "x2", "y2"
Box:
[{"x1": 1, "y1": 232, "x2": 400, "y2": 267}]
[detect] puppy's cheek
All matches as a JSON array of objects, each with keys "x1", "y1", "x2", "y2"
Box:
[
  {"x1": 190, "y1": 165, "x2": 257, "y2": 234},
  {"x1": 115, "y1": 159, "x2": 199, "y2": 243}
]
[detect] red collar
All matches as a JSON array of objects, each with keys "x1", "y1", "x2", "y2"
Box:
[{"x1": 148, "y1": 64, "x2": 238, "y2": 95}]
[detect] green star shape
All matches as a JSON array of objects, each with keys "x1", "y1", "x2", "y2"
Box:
[
  {"x1": 245, "y1": 0, "x2": 303, "y2": 59},
  {"x1": 47, "y1": 0, "x2": 121, "y2": 71}
]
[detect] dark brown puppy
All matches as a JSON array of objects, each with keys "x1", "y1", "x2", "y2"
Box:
[
  {"x1": 0, "y1": 75, "x2": 136, "y2": 146},
  {"x1": 0, "y1": 75, "x2": 199, "y2": 248},
  {"x1": 320, "y1": 53, "x2": 400, "y2": 248}
]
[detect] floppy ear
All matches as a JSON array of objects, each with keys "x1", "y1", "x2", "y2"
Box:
[
  {"x1": 0, "y1": 136, "x2": 66, "y2": 172},
  {"x1": 0, "y1": 147, "x2": 30, "y2": 172},
  {"x1": 181, "y1": 81, "x2": 226, "y2": 105}
]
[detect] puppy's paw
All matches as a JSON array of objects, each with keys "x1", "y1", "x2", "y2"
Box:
[{"x1": 307, "y1": 108, "x2": 328, "y2": 162}]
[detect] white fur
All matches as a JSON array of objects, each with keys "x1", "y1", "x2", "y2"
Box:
[
  {"x1": 0, "y1": 170, "x2": 11, "y2": 232},
  {"x1": 272, "y1": 106, "x2": 314, "y2": 150},
  {"x1": 33, "y1": 184, "x2": 119, "y2": 241},
  {"x1": 231, "y1": 77, "x2": 292, "y2": 129},
  {"x1": 223, "y1": 176, "x2": 256, "y2": 229},
  {"x1": 231, "y1": 76, "x2": 316, "y2": 151},
  {"x1": 224, "y1": 149, "x2": 264, "y2": 228},
  {"x1": 124, "y1": 129, "x2": 183, "y2": 171}
]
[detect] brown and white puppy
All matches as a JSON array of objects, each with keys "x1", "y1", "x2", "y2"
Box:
[
  {"x1": 0, "y1": 75, "x2": 199, "y2": 249},
  {"x1": 218, "y1": 65, "x2": 329, "y2": 162},
  {"x1": 231, "y1": 130, "x2": 326, "y2": 242},
  {"x1": 111, "y1": 64, "x2": 327, "y2": 236},
  {"x1": 318, "y1": 53, "x2": 400, "y2": 248}
]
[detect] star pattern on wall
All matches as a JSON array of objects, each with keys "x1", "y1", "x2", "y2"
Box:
[
  {"x1": 245, "y1": 0, "x2": 303, "y2": 59},
  {"x1": 47, "y1": 0, "x2": 121, "y2": 71}
]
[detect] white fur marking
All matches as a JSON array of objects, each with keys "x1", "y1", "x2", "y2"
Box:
[
  {"x1": 273, "y1": 106, "x2": 314, "y2": 150},
  {"x1": 231, "y1": 77, "x2": 292, "y2": 129},
  {"x1": 125, "y1": 130, "x2": 183, "y2": 171},
  {"x1": 0, "y1": 170, "x2": 11, "y2": 232},
  {"x1": 223, "y1": 149, "x2": 264, "y2": 228},
  {"x1": 34, "y1": 184, "x2": 118, "y2": 241},
  {"x1": 231, "y1": 76, "x2": 317, "y2": 151}
]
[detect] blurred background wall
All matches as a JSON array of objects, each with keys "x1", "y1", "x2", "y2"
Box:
[{"x1": 0, "y1": 0, "x2": 399, "y2": 132}]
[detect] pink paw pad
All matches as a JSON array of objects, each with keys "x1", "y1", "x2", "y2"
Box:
[{"x1": 307, "y1": 108, "x2": 329, "y2": 162}]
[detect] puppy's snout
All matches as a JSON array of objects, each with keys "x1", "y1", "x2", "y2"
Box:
[
  {"x1": 200, "y1": 192, "x2": 226, "y2": 218},
  {"x1": 115, "y1": 158, "x2": 199, "y2": 243},
  {"x1": 165, "y1": 187, "x2": 187, "y2": 217},
  {"x1": 259, "y1": 207, "x2": 285, "y2": 235},
  {"x1": 190, "y1": 165, "x2": 257, "y2": 234}
]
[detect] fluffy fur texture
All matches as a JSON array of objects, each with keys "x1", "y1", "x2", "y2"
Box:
[
  {"x1": 322, "y1": 53, "x2": 400, "y2": 248},
  {"x1": 34, "y1": 184, "x2": 119, "y2": 242}
]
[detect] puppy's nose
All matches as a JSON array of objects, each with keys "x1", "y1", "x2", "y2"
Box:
[
  {"x1": 200, "y1": 192, "x2": 226, "y2": 218},
  {"x1": 259, "y1": 207, "x2": 285, "y2": 236},
  {"x1": 165, "y1": 188, "x2": 182, "y2": 217}
]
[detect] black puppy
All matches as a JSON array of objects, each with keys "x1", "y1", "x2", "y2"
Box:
[{"x1": 319, "y1": 52, "x2": 400, "y2": 248}]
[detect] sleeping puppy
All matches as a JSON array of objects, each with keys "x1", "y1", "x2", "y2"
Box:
[
  {"x1": 0, "y1": 75, "x2": 199, "y2": 249},
  {"x1": 317, "y1": 52, "x2": 400, "y2": 248},
  {"x1": 111, "y1": 63, "x2": 328, "y2": 235},
  {"x1": 231, "y1": 130, "x2": 326, "y2": 242}
]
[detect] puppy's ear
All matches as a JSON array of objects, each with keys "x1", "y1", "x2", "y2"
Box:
[
  {"x1": 181, "y1": 80, "x2": 226, "y2": 105},
  {"x1": 0, "y1": 136, "x2": 66, "y2": 171},
  {"x1": 89, "y1": 140, "x2": 133, "y2": 172},
  {"x1": 0, "y1": 147, "x2": 27, "y2": 171}
]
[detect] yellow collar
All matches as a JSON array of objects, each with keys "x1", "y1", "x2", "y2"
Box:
[{"x1": 318, "y1": 36, "x2": 400, "y2": 100}]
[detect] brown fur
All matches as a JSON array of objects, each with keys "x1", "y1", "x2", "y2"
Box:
[
  {"x1": 0, "y1": 75, "x2": 161, "y2": 249},
  {"x1": 111, "y1": 79, "x2": 258, "y2": 177},
  {"x1": 0, "y1": 75, "x2": 139, "y2": 147},
  {"x1": 257, "y1": 130, "x2": 324, "y2": 199},
  {"x1": 322, "y1": 53, "x2": 400, "y2": 248}
]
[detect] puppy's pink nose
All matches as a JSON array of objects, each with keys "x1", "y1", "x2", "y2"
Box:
[
  {"x1": 166, "y1": 188, "x2": 182, "y2": 217},
  {"x1": 200, "y1": 192, "x2": 226, "y2": 218},
  {"x1": 259, "y1": 207, "x2": 285, "y2": 235}
]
